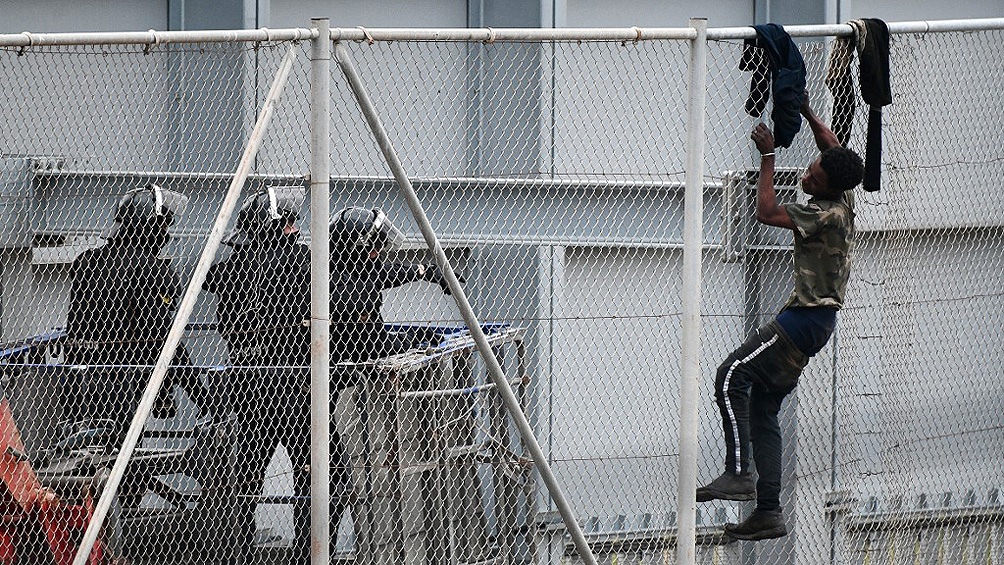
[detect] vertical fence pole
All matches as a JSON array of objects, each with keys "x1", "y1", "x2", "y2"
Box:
[
  {"x1": 309, "y1": 17, "x2": 332, "y2": 565},
  {"x1": 331, "y1": 41, "x2": 599, "y2": 565},
  {"x1": 71, "y1": 43, "x2": 302, "y2": 565},
  {"x1": 677, "y1": 17, "x2": 708, "y2": 565}
]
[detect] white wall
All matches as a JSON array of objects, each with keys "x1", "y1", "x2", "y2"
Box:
[
  {"x1": 565, "y1": 0, "x2": 754, "y2": 27},
  {"x1": 0, "y1": 0, "x2": 168, "y2": 33},
  {"x1": 265, "y1": 0, "x2": 467, "y2": 28},
  {"x1": 549, "y1": 246, "x2": 747, "y2": 526},
  {"x1": 839, "y1": 232, "x2": 1004, "y2": 505},
  {"x1": 842, "y1": 0, "x2": 1003, "y2": 21}
]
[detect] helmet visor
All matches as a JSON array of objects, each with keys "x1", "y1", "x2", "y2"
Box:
[
  {"x1": 154, "y1": 185, "x2": 190, "y2": 218},
  {"x1": 224, "y1": 185, "x2": 305, "y2": 245},
  {"x1": 265, "y1": 185, "x2": 306, "y2": 221},
  {"x1": 367, "y1": 209, "x2": 405, "y2": 252},
  {"x1": 102, "y1": 184, "x2": 189, "y2": 238}
]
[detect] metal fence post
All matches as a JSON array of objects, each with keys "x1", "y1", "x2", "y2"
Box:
[
  {"x1": 309, "y1": 17, "x2": 332, "y2": 565},
  {"x1": 677, "y1": 17, "x2": 708, "y2": 565}
]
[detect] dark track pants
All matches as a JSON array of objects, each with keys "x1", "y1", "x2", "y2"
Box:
[{"x1": 714, "y1": 321, "x2": 808, "y2": 511}]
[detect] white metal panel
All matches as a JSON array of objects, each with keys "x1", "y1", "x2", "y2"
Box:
[
  {"x1": 566, "y1": 0, "x2": 754, "y2": 27},
  {"x1": 549, "y1": 246, "x2": 745, "y2": 523},
  {"x1": 0, "y1": 0, "x2": 168, "y2": 33},
  {"x1": 266, "y1": 0, "x2": 467, "y2": 28},
  {"x1": 839, "y1": 232, "x2": 1004, "y2": 507},
  {"x1": 845, "y1": 0, "x2": 1004, "y2": 21}
]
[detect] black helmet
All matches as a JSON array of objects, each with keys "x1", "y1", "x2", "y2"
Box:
[
  {"x1": 329, "y1": 207, "x2": 405, "y2": 257},
  {"x1": 103, "y1": 184, "x2": 189, "y2": 241},
  {"x1": 225, "y1": 185, "x2": 306, "y2": 246}
]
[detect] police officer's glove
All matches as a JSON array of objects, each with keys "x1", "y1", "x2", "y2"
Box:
[{"x1": 422, "y1": 264, "x2": 464, "y2": 296}]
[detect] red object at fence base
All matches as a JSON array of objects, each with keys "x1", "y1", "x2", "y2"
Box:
[{"x1": 0, "y1": 398, "x2": 107, "y2": 565}]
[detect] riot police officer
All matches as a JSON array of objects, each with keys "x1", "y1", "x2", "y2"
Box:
[
  {"x1": 329, "y1": 206, "x2": 452, "y2": 365},
  {"x1": 327, "y1": 206, "x2": 453, "y2": 554},
  {"x1": 65, "y1": 183, "x2": 204, "y2": 440},
  {"x1": 203, "y1": 185, "x2": 311, "y2": 564}
]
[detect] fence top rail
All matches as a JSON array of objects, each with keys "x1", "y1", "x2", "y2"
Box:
[
  {"x1": 0, "y1": 27, "x2": 317, "y2": 47},
  {"x1": 331, "y1": 18, "x2": 1004, "y2": 42},
  {"x1": 708, "y1": 17, "x2": 1004, "y2": 40},
  {"x1": 0, "y1": 17, "x2": 1001, "y2": 47},
  {"x1": 332, "y1": 26, "x2": 699, "y2": 42}
]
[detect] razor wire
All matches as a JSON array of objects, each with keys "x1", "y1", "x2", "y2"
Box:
[{"x1": 0, "y1": 19, "x2": 1001, "y2": 565}]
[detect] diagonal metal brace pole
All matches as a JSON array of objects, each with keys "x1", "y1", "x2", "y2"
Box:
[
  {"x1": 72, "y1": 42, "x2": 304, "y2": 565},
  {"x1": 332, "y1": 40, "x2": 599, "y2": 565}
]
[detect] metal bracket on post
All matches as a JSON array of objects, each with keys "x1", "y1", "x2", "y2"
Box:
[
  {"x1": 331, "y1": 41, "x2": 599, "y2": 565},
  {"x1": 720, "y1": 169, "x2": 749, "y2": 263}
]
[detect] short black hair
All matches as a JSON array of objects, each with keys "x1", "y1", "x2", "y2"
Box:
[{"x1": 819, "y1": 147, "x2": 864, "y2": 192}]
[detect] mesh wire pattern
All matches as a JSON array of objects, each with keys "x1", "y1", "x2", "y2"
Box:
[{"x1": 0, "y1": 22, "x2": 1000, "y2": 565}]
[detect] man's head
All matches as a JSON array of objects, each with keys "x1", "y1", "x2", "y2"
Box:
[
  {"x1": 225, "y1": 185, "x2": 306, "y2": 246},
  {"x1": 104, "y1": 184, "x2": 189, "y2": 252},
  {"x1": 801, "y1": 146, "x2": 864, "y2": 197}
]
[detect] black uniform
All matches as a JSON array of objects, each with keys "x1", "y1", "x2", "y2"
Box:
[
  {"x1": 204, "y1": 237, "x2": 311, "y2": 564},
  {"x1": 65, "y1": 237, "x2": 198, "y2": 434},
  {"x1": 330, "y1": 258, "x2": 426, "y2": 367},
  {"x1": 326, "y1": 206, "x2": 453, "y2": 555},
  {"x1": 328, "y1": 253, "x2": 438, "y2": 556}
]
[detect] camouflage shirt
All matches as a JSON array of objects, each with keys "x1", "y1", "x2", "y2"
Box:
[{"x1": 781, "y1": 191, "x2": 855, "y2": 309}]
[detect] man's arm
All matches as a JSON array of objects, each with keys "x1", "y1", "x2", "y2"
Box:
[
  {"x1": 801, "y1": 91, "x2": 841, "y2": 151},
  {"x1": 751, "y1": 123, "x2": 796, "y2": 230}
]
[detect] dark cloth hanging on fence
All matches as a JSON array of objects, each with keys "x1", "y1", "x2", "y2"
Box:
[
  {"x1": 740, "y1": 23, "x2": 806, "y2": 148},
  {"x1": 825, "y1": 18, "x2": 892, "y2": 191}
]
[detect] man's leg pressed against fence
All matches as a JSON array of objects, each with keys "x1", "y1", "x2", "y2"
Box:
[
  {"x1": 724, "y1": 383, "x2": 789, "y2": 540},
  {"x1": 696, "y1": 335, "x2": 762, "y2": 503},
  {"x1": 698, "y1": 323, "x2": 803, "y2": 540}
]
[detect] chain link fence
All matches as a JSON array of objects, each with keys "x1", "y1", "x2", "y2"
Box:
[{"x1": 0, "y1": 18, "x2": 1001, "y2": 565}]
